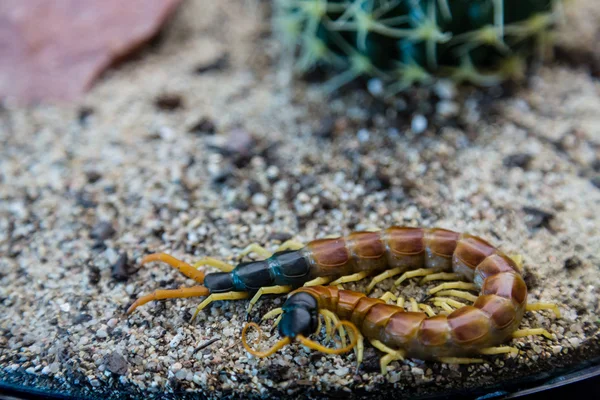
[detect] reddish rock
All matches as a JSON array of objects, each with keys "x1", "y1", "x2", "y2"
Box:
[{"x1": 0, "y1": 0, "x2": 182, "y2": 103}]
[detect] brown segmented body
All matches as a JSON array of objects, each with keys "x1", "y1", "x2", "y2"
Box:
[
  {"x1": 290, "y1": 242, "x2": 525, "y2": 359},
  {"x1": 301, "y1": 227, "x2": 510, "y2": 282}
]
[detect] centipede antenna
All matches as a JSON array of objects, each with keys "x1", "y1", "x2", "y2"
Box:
[{"x1": 242, "y1": 322, "x2": 292, "y2": 357}]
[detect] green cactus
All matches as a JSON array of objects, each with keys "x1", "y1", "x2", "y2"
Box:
[{"x1": 273, "y1": 0, "x2": 563, "y2": 94}]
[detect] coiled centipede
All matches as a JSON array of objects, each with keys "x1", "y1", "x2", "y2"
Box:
[{"x1": 128, "y1": 226, "x2": 559, "y2": 371}]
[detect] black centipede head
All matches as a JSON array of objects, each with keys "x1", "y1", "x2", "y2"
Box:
[{"x1": 278, "y1": 292, "x2": 319, "y2": 339}]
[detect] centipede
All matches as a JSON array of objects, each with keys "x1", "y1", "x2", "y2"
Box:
[{"x1": 127, "y1": 227, "x2": 559, "y2": 333}]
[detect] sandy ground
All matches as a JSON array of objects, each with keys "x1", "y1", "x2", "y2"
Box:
[{"x1": 1, "y1": 0, "x2": 599, "y2": 398}]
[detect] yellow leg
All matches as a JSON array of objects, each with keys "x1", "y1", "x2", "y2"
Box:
[
  {"x1": 365, "y1": 267, "x2": 405, "y2": 293},
  {"x1": 191, "y1": 257, "x2": 235, "y2": 273},
  {"x1": 396, "y1": 296, "x2": 405, "y2": 308},
  {"x1": 508, "y1": 253, "x2": 524, "y2": 272},
  {"x1": 329, "y1": 271, "x2": 370, "y2": 286},
  {"x1": 419, "y1": 304, "x2": 436, "y2": 317},
  {"x1": 273, "y1": 315, "x2": 283, "y2": 327},
  {"x1": 320, "y1": 310, "x2": 347, "y2": 347},
  {"x1": 370, "y1": 339, "x2": 405, "y2": 375},
  {"x1": 512, "y1": 328, "x2": 554, "y2": 340},
  {"x1": 420, "y1": 273, "x2": 462, "y2": 284},
  {"x1": 434, "y1": 301, "x2": 455, "y2": 313},
  {"x1": 319, "y1": 311, "x2": 333, "y2": 339},
  {"x1": 347, "y1": 327, "x2": 365, "y2": 372},
  {"x1": 479, "y1": 346, "x2": 519, "y2": 356},
  {"x1": 393, "y1": 268, "x2": 438, "y2": 287},
  {"x1": 438, "y1": 357, "x2": 485, "y2": 364},
  {"x1": 239, "y1": 243, "x2": 272, "y2": 259},
  {"x1": 275, "y1": 240, "x2": 305, "y2": 252},
  {"x1": 304, "y1": 277, "x2": 332, "y2": 287},
  {"x1": 431, "y1": 297, "x2": 468, "y2": 309},
  {"x1": 191, "y1": 292, "x2": 249, "y2": 322},
  {"x1": 434, "y1": 290, "x2": 478, "y2": 302},
  {"x1": 380, "y1": 292, "x2": 397, "y2": 303},
  {"x1": 526, "y1": 302, "x2": 561, "y2": 318},
  {"x1": 247, "y1": 285, "x2": 292, "y2": 313},
  {"x1": 262, "y1": 307, "x2": 283, "y2": 321},
  {"x1": 409, "y1": 298, "x2": 419, "y2": 312},
  {"x1": 429, "y1": 282, "x2": 477, "y2": 295}
]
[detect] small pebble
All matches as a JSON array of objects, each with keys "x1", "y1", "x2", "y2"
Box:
[
  {"x1": 175, "y1": 368, "x2": 188, "y2": 380},
  {"x1": 97, "y1": 329, "x2": 108, "y2": 338},
  {"x1": 411, "y1": 114, "x2": 427, "y2": 134},
  {"x1": 171, "y1": 362, "x2": 183, "y2": 373},
  {"x1": 367, "y1": 79, "x2": 384, "y2": 96},
  {"x1": 334, "y1": 367, "x2": 349, "y2": 377},
  {"x1": 357, "y1": 129, "x2": 370, "y2": 143},
  {"x1": 105, "y1": 352, "x2": 128, "y2": 375},
  {"x1": 251, "y1": 193, "x2": 268, "y2": 208},
  {"x1": 90, "y1": 221, "x2": 116, "y2": 241}
]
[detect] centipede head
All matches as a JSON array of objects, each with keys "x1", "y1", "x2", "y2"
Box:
[
  {"x1": 242, "y1": 292, "x2": 359, "y2": 358},
  {"x1": 278, "y1": 292, "x2": 319, "y2": 338}
]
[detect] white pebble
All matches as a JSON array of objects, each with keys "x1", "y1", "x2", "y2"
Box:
[
  {"x1": 367, "y1": 79, "x2": 384, "y2": 96},
  {"x1": 411, "y1": 114, "x2": 427, "y2": 134},
  {"x1": 251, "y1": 193, "x2": 268, "y2": 208},
  {"x1": 59, "y1": 303, "x2": 71, "y2": 312},
  {"x1": 433, "y1": 79, "x2": 456, "y2": 99},
  {"x1": 169, "y1": 334, "x2": 183, "y2": 348},
  {"x1": 26, "y1": 367, "x2": 36, "y2": 374},
  {"x1": 50, "y1": 363, "x2": 60, "y2": 373},
  {"x1": 175, "y1": 368, "x2": 187, "y2": 380},
  {"x1": 357, "y1": 129, "x2": 370, "y2": 143},
  {"x1": 42, "y1": 366, "x2": 51, "y2": 375},
  {"x1": 171, "y1": 362, "x2": 182, "y2": 373},
  {"x1": 436, "y1": 100, "x2": 459, "y2": 118},
  {"x1": 389, "y1": 371, "x2": 402, "y2": 383},
  {"x1": 334, "y1": 367, "x2": 349, "y2": 377},
  {"x1": 568, "y1": 337, "x2": 580, "y2": 348},
  {"x1": 107, "y1": 318, "x2": 118, "y2": 328},
  {"x1": 96, "y1": 330, "x2": 108, "y2": 338}
]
